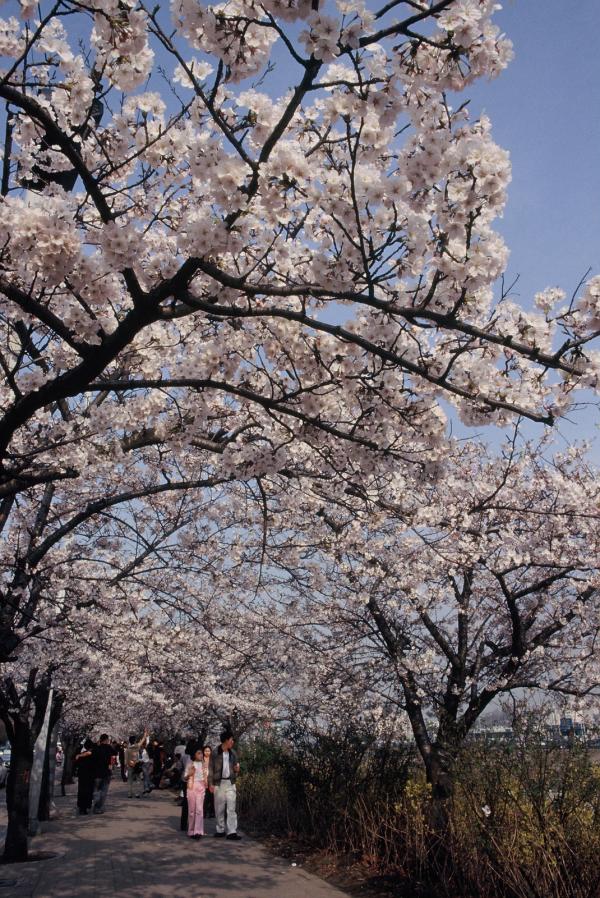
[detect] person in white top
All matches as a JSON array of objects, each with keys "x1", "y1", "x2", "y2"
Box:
[{"x1": 184, "y1": 750, "x2": 208, "y2": 839}]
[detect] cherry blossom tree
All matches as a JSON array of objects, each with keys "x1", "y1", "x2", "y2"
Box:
[
  {"x1": 0, "y1": 665, "x2": 62, "y2": 860},
  {"x1": 2, "y1": 0, "x2": 599, "y2": 794},
  {"x1": 1, "y1": 0, "x2": 599, "y2": 516},
  {"x1": 247, "y1": 435, "x2": 600, "y2": 814},
  {"x1": 1, "y1": 0, "x2": 600, "y2": 860},
  {"x1": 0, "y1": 479, "x2": 206, "y2": 859},
  {"x1": 0, "y1": 469, "x2": 298, "y2": 859}
]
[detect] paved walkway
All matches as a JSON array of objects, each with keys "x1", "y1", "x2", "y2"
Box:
[{"x1": 0, "y1": 780, "x2": 351, "y2": 898}]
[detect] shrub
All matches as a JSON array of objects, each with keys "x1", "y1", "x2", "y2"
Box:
[{"x1": 238, "y1": 727, "x2": 600, "y2": 898}]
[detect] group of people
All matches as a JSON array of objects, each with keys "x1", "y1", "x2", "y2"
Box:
[
  {"x1": 74, "y1": 728, "x2": 242, "y2": 841},
  {"x1": 179, "y1": 731, "x2": 241, "y2": 840},
  {"x1": 74, "y1": 732, "x2": 119, "y2": 815},
  {"x1": 74, "y1": 729, "x2": 173, "y2": 813},
  {"x1": 123, "y1": 730, "x2": 166, "y2": 797}
]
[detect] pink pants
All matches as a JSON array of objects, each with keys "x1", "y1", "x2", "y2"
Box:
[{"x1": 187, "y1": 781, "x2": 206, "y2": 836}]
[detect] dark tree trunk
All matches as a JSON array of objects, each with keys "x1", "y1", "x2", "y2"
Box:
[
  {"x1": 423, "y1": 736, "x2": 463, "y2": 839},
  {"x1": 0, "y1": 669, "x2": 54, "y2": 862},
  {"x1": 60, "y1": 733, "x2": 78, "y2": 796},
  {"x1": 3, "y1": 714, "x2": 34, "y2": 863},
  {"x1": 427, "y1": 746, "x2": 456, "y2": 803}
]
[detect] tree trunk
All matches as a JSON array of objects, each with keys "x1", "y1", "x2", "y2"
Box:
[
  {"x1": 60, "y1": 733, "x2": 78, "y2": 796},
  {"x1": 3, "y1": 715, "x2": 34, "y2": 863},
  {"x1": 0, "y1": 669, "x2": 55, "y2": 862},
  {"x1": 428, "y1": 748, "x2": 456, "y2": 802},
  {"x1": 38, "y1": 723, "x2": 59, "y2": 822},
  {"x1": 425, "y1": 741, "x2": 460, "y2": 832},
  {"x1": 38, "y1": 695, "x2": 63, "y2": 822}
]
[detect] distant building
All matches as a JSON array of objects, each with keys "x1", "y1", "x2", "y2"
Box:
[
  {"x1": 545, "y1": 713, "x2": 588, "y2": 745},
  {"x1": 469, "y1": 724, "x2": 513, "y2": 744},
  {"x1": 559, "y1": 716, "x2": 586, "y2": 738}
]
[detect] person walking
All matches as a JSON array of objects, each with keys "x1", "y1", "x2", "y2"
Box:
[
  {"x1": 75, "y1": 738, "x2": 95, "y2": 815},
  {"x1": 140, "y1": 741, "x2": 154, "y2": 794},
  {"x1": 202, "y1": 745, "x2": 215, "y2": 818},
  {"x1": 92, "y1": 733, "x2": 117, "y2": 814},
  {"x1": 174, "y1": 740, "x2": 190, "y2": 768},
  {"x1": 208, "y1": 730, "x2": 241, "y2": 840},
  {"x1": 118, "y1": 741, "x2": 127, "y2": 782},
  {"x1": 125, "y1": 731, "x2": 147, "y2": 799},
  {"x1": 151, "y1": 739, "x2": 164, "y2": 788},
  {"x1": 163, "y1": 752, "x2": 184, "y2": 789},
  {"x1": 185, "y1": 749, "x2": 208, "y2": 839},
  {"x1": 175, "y1": 740, "x2": 192, "y2": 829}
]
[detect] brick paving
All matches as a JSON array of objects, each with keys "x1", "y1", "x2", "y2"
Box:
[{"x1": 0, "y1": 780, "x2": 351, "y2": 898}]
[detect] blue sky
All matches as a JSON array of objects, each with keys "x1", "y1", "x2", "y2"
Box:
[
  {"x1": 465, "y1": 0, "x2": 599, "y2": 311},
  {"x1": 449, "y1": 0, "x2": 600, "y2": 454}
]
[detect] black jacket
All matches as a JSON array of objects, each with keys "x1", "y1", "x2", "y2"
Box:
[{"x1": 93, "y1": 742, "x2": 117, "y2": 778}]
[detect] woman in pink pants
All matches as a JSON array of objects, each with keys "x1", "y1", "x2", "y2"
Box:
[{"x1": 185, "y1": 749, "x2": 207, "y2": 839}]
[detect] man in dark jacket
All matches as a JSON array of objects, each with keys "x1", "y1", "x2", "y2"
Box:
[
  {"x1": 92, "y1": 734, "x2": 117, "y2": 814},
  {"x1": 75, "y1": 738, "x2": 96, "y2": 815},
  {"x1": 208, "y1": 730, "x2": 241, "y2": 840}
]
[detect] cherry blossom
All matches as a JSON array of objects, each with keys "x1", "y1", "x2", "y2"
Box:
[
  {"x1": 1, "y1": 0, "x2": 599, "y2": 860},
  {"x1": 0, "y1": 0, "x2": 597, "y2": 516},
  {"x1": 252, "y1": 435, "x2": 600, "y2": 806}
]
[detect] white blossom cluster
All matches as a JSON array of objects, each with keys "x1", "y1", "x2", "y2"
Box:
[{"x1": 0, "y1": 1, "x2": 599, "y2": 791}]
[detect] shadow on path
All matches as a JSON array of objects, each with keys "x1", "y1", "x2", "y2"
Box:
[{"x1": 0, "y1": 781, "x2": 350, "y2": 898}]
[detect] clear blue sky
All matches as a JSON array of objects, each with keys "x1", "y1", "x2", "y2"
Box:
[
  {"x1": 450, "y1": 0, "x2": 600, "y2": 454},
  {"x1": 464, "y1": 0, "x2": 600, "y2": 308}
]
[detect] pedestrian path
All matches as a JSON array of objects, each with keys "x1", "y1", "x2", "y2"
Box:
[{"x1": 0, "y1": 781, "x2": 351, "y2": 898}]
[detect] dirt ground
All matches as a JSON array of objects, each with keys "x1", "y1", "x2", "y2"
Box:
[{"x1": 247, "y1": 829, "x2": 438, "y2": 898}]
